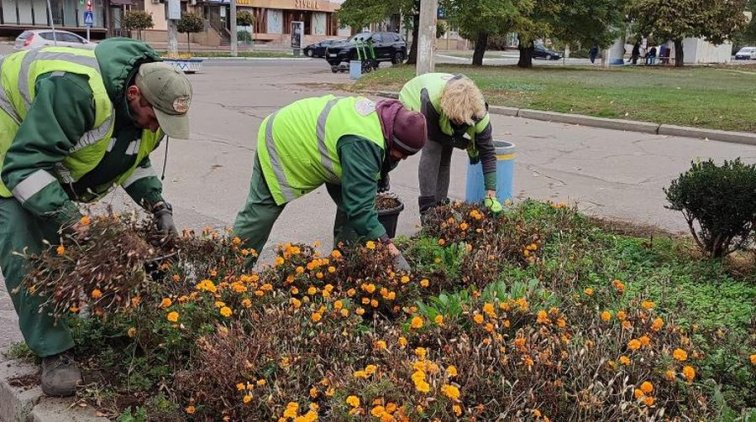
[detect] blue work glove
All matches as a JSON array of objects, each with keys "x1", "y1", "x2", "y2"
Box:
[{"x1": 483, "y1": 197, "x2": 503, "y2": 215}]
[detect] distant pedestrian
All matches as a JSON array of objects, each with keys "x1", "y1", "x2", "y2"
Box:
[
  {"x1": 630, "y1": 41, "x2": 641, "y2": 65},
  {"x1": 589, "y1": 45, "x2": 599, "y2": 64},
  {"x1": 646, "y1": 46, "x2": 657, "y2": 65}
]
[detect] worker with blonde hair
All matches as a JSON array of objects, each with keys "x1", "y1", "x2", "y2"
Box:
[{"x1": 399, "y1": 73, "x2": 502, "y2": 219}]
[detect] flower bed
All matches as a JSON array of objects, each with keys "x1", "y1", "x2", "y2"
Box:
[{"x1": 19, "y1": 201, "x2": 756, "y2": 420}]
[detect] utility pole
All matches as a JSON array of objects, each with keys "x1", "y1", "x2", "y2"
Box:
[
  {"x1": 45, "y1": 0, "x2": 57, "y2": 46},
  {"x1": 167, "y1": 0, "x2": 180, "y2": 57},
  {"x1": 230, "y1": 0, "x2": 238, "y2": 57},
  {"x1": 416, "y1": 0, "x2": 437, "y2": 75}
]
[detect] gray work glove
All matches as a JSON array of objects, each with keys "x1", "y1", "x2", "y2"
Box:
[
  {"x1": 152, "y1": 201, "x2": 178, "y2": 237},
  {"x1": 377, "y1": 173, "x2": 390, "y2": 193},
  {"x1": 393, "y1": 252, "x2": 411, "y2": 272}
]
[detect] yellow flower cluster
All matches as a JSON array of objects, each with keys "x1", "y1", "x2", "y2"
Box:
[{"x1": 195, "y1": 279, "x2": 217, "y2": 293}]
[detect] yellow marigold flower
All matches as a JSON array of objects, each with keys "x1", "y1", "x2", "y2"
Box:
[
  {"x1": 220, "y1": 306, "x2": 233, "y2": 318},
  {"x1": 160, "y1": 298, "x2": 172, "y2": 308},
  {"x1": 420, "y1": 278, "x2": 429, "y2": 287},
  {"x1": 356, "y1": 307, "x2": 365, "y2": 316},
  {"x1": 627, "y1": 339, "x2": 641, "y2": 350},
  {"x1": 361, "y1": 297, "x2": 370, "y2": 305},
  {"x1": 242, "y1": 394, "x2": 253, "y2": 404},
  {"x1": 750, "y1": 354, "x2": 756, "y2": 365},
  {"x1": 283, "y1": 402, "x2": 299, "y2": 418},
  {"x1": 374, "y1": 340, "x2": 387, "y2": 350},
  {"x1": 91, "y1": 289, "x2": 103, "y2": 299},
  {"x1": 446, "y1": 365, "x2": 458, "y2": 377},
  {"x1": 274, "y1": 256, "x2": 285, "y2": 266},
  {"x1": 584, "y1": 287, "x2": 594, "y2": 296},
  {"x1": 307, "y1": 286, "x2": 317, "y2": 295},
  {"x1": 257, "y1": 379, "x2": 266, "y2": 386},
  {"x1": 340, "y1": 308, "x2": 349, "y2": 317},
  {"x1": 644, "y1": 396, "x2": 655, "y2": 406},
  {"x1": 483, "y1": 303, "x2": 495, "y2": 316},
  {"x1": 634, "y1": 388, "x2": 645, "y2": 400},
  {"x1": 127, "y1": 327, "x2": 137, "y2": 338},
  {"x1": 331, "y1": 249, "x2": 342, "y2": 259},
  {"x1": 641, "y1": 300, "x2": 655, "y2": 310},
  {"x1": 311, "y1": 312, "x2": 322, "y2": 322},
  {"x1": 601, "y1": 311, "x2": 612, "y2": 322},
  {"x1": 327, "y1": 266, "x2": 336, "y2": 274},
  {"x1": 556, "y1": 318, "x2": 566, "y2": 328},
  {"x1": 214, "y1": 300, "x2": 226, "y2": 308},
  {"x1": 346, "y1": 395, "x2": 360, "y2": 407},
  {"x1": 410, "y1": 316, "x2": 424, "y2": 329},
  {"x1": 537, "y1": 310, "x2": 550, "y2": 324},
  {"x1": 366, "y1": 240, "x2": 376, "y2": 250},
  {"x1": 616, "y1": 310, "x2": 626, "y2": 320},
  {"x1": 651, "y1": 317, "x2": 664, "y2": 331},
  {"x1": 400, "y1": 275, "x2": 410, "y2": 284},
  {"x1": 236, "y1": 382, "x2": 246, "y2": 391},
  {"x1": 167, "y1": 311, "x2": 179, "y2": 322},
  {"x1": 682, "y1": 365, "x2": 695, "y2": 382},
  {"x1": 370, "y1": 405, "x2": 386, "y2": 418},
  {"x1": 353, "y1": 370, "x2": 368, "y2": 379},
  {"x1": 196, "y1": 279, "x2": 217, "y2": 293},
  {"x1": 415, "y1": 380, "x2": 431, "y2": 393},
  {"x1": 640, "y1": 381, "x2": 654, "y2": 394},
  {"x1": 459, "y1": 222, "x2": 469, "y2": 230},
  {"x1": 398, "y1": 336, "x2": 408, "y2": 348},
  {"x1": 185, "y1": 405, "x2": 196, "y2": 414},
  {"x1": 370, "y1": 299, "x2": 379, "y2": 308},
  {"x1": 473, "y1": 313, "x2": 484, "y2": 324},
  {"x1": 665, "y1": 369, "x2": 676, "y2": 381},
  {"x1": 365, "y1": 364, "x2": 377, "y2": 375},
  {"x1": 434, "y1": 315, "x2": 444, "y2": 325},
  {"x1": 309, "y1": 386, "x2": 318, "y2": 398},
  {"x1": 415, "y1": 347, "x2": 427, "y2": 359},
  {"x1": 673, "y1": 348, "x2": 688, "y2": 362},
  {"x1": 639, "y1": 335, "x2": 651, "y2": 347},
  {"x1": 441, "y1": 384, "x2": 460, "y2": 400},
  {"x1": 385, "y1": 402, "x2": 397, "y2": 413},
  {"x1": 242, "y1": 299, "x2": 252, "y2": 308},
  {"x1": 619, "y1": 355, "x2": 631, "y2": 365},
  {"x1": 332, "y1": 300, "x2": 343, "y2": 310},
  {"x1": 453, "y1": 404, "x2": 462, "y2": 416}
]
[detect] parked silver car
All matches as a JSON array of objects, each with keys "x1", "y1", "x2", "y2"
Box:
[
  {"x1": 734, "y1": 46, "x2": 756, "y2": 60},
  {"x1": 14, "y1": 29, "x2": 95, "y2": 50}
]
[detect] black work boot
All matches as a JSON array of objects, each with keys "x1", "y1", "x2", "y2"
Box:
[{"x1": 41, "y1": 351, "x2": 82, "y2": 397}]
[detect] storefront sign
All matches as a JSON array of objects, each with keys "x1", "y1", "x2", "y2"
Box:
[{"x1": 294, "y1": 0, "x2": 320, "y2": 10}]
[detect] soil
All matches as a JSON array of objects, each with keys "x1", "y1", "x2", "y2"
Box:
[
  {"x1": 376, "y1": 195, "x2": 402, "y2": 211},
  {"x1": 8, "y1": 373, "x2": 39, "y2": 391}
]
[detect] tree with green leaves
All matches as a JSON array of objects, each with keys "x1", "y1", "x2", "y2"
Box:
[
  {"x1": 628, "y1": 0, "x2": 747, "y2": 66},
  {"x1": 122, "y1": 10, "x2": 154, "y2": 41},
  {"x1": 553, "y1": 0, "x2": 626, "y2": 53},
  {"x1": 177, "y1": 12, "x2": 204, "y2": 54},
  {"x1": 440, "y1": 0, "x2": 530, "y2": 66}
]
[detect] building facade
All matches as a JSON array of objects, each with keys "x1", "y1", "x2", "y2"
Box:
[{"x1": 0, "y1": 0, "x2": 137, "y2": 38}]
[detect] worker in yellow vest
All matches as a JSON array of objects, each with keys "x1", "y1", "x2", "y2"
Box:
[
  {"x1": 232, "y1": 95, "x2": 426, "y2": 270},
  {"x1": 0, "y1": 38, "x2": 192, "y2": 396}
]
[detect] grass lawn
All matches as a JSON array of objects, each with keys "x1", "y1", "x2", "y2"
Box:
[{"x1": 351, "y1": 64, "x2": 756, "y2": 132}]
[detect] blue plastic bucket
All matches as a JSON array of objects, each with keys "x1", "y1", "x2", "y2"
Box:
[
  {"x1": 465, "y1": 140, "x2": 515, "y2": 204},
  {"x1": 349, "y1": 60, "x2": 362, "y2": 79}
]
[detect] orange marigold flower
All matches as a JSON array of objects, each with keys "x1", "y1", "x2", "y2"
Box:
[
  {"x1": 398, "y1": 336, "x2": 408, "y2": 348},
  {"x1": 750, "y1": 354, "x2": 756, "y2": 365},
  {"x1": 160, "y1": 298, "x2": 172, "y2": 308},
  {"x1": 673, "y1": 348, "x2": 688, "y2": 362},
  {"x1": 644, "y1": 396, "x2": 655, "y2": 406},
  {"x1": 612, "y1": 279, "x2": 625, "y2": 293},
  {"x1": 473, "y1": 313, "x2": 484, "y2": 324},
  {"x1": 127, "y1": 327, "x2": 137, "y2": 338},
  {"x1": 665, "y1": 369, "x2": 676, "y2": 381},
  {"x1": 91, "y1": 289, "x2": 103, "y2": 299},
  {"x1": 434, "y1": 314, "x2": 444, "y2": 325},
  {"x1": 584, "y1": 287, "x2": 594, "y2": 296},
  {"x1": 651, "y1": 317, "x2": 664, "y2": 331},
  {"x1": 274, "y1": 256, "x2": 285, "y2": 266},
  {"x1": 346, "y1": 396, "x2": 360, "y2": 407},
  {"x1": 441, "y1": 384, "x2": 461, "y2": 400},
  {"x1": 601, "y1": 311, "x2": 612, "y2": 322},
  {"x1": 446, "y1": 365, "x2": 458, "y2": 377},
  {"x1": 364, "y1": 364, "x2": 377, "y2": 375},
  {"x1": 220, "y1": 306, "x2": 233, "y2": 317},
  {"x1": 641, "y1": 300, "x2": 655, "y2": 310},
  {"x1": 243, "y1": 394, "x2": 253, "y2": 404},
  {"x1": 634, "y1": 388, "x2": 645, "y2": 400},
  {"x1": 79, "y1": 215, "x2": 91, "y2": 226},
  {"x1": 619, "y1": 355, "x2": 631, "y2": 365},
  {"x1": 420, "y1": 278, "x2": 430, "y2": 287},
  {"x1": 167, "y1": 311, "x2": 179, "y2": 322},
  {"x1": 453, "y1": 404, "x2": 462, "y2": 416},
  {"x1": 374, "y1": 340, "x2": 387, "y2": 350},
  {"x1": 627, "y1": 339, "x2": 641, "y2": 350},
  {"x1": 616, "y1": 310, "x2": 627, "y2": 320},
  {"x1": 232, "y1": 236, "x2": 242, "y2": 246},
  {"x1": 622, "y1": 321, "x2": 633, "y2": 330},
  {"x1": 242, "y1": 299, "x2": 252, "y2": 308},
  {"x1": 185, "y1": 405, "x2": 196, "y2": 414},
  {"x1": 639, "y1": 335, "x2": 651, "y2": 347},
  {"x1": 410, "y1": 316, "x2": 424, "y2": 329},
  {"x1": 682, "y1": 365, "x2": 695, "y2": 382},
  {"x1": 311, "y1": 312, "x2": 322, "y2": 322},
  {"x1": 356, "y1": 307, "x2": 365, "y2": 316},
  {"x1": 331, "y1": 249, "x2": 342, "y2": 259},
  {"x1": 366, "y1": 240, "x2": 376, "y2": 250},
  {"x1": 640, "y1": 381, "x2": 654, "y2": 394}
]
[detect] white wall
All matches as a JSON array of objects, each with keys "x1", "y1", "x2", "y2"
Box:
[{"x1": 677, "y1": 38, "x2": 732, "y2": 64}]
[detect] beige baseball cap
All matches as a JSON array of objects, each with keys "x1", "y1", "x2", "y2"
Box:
[{"x1": 135, "y1": 62, "x2": 192, "y2": 139}]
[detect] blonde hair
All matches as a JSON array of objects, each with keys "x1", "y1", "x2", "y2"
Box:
[{"x1": 439, "y1": 76, "x2": 486, "y2": 126}]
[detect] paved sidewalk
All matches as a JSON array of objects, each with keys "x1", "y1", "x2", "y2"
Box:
[{"x1": 1, "y1": 59, "x2": 755, "y2": 421}]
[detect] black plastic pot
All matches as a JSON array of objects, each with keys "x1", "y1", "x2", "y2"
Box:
[{"x1": 377, "y1": 199, "x2": 405, "y2": 239}]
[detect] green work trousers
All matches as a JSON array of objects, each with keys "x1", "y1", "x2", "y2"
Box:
[
  {"x1": 232, "y1": 154, "x2": 360, "y2": 267},
  {"x1": 0, "y1": 198, "x2": 74, "y2": 357}
]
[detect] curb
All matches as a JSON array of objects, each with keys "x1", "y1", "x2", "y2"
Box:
[
  {"x1": 0, "y1": 353, "x2": 107, "y2": 422},
  {"x1": 372, "y1": 91, "x2": 756, "y2": 145},
  {"x1": 195, "y1": 56, "x2": 311, "y2": 61}
]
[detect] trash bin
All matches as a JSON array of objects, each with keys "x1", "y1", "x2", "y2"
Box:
[
  {"x1": 377, "y1": 199, "x2": 404, "y2": 239},
  {"x1": 465, "y1": 140, "x2": 515, "y2": 204},
  {"x1": 349, "y1": 60, "x2": 362, "y2": 79}
]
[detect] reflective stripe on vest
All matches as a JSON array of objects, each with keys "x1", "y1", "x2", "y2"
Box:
[
  {"x1": 316, "y1": 97, "x2": 339, "y2": 182},
  {"x1": 122, "y1": 165, "x2": 156, "y2": 189},
  {"x1": 264, "y1": 111, "x2": 297, "y2": 202},
  {"x1": 11, "y1": 169, "x2": 57, "y2": 204}
]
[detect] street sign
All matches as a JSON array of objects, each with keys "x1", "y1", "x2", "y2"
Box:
[{"x1": 83, "y1": 10, "x2": 93, "y2": 26}]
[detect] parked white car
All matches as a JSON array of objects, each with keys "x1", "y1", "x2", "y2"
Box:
[
  {"x1": 14, "y1": 29, "x2": 95, "y2": 50},
  {"x1": 734, "y1": 46, "x2": 756, "y2": 60}
]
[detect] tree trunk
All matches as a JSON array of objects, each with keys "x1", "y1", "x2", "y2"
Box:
[
  {"x1": 187, "y1": 33, "x2": 191, "y2": 54},
  {"x1": 472, "y1": 31, "x2": 488, "y2": 66},
  {"x1": 674, "y1": 39, "x2": 684, "y2": 67},
  {"x1": 406, "y1": 12, "x2": 420, "y2": 65},
  {"x1": 517, "y1": 38, "x2": 534, "y2": 68}
]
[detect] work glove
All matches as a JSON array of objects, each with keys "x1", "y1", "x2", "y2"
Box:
[
  {"x1": 152, "y1": 201, "x2": 178, "y2": 238},
  {"x1": 392, "y1": 252, "x2": 412, "y2": 272},
  {"x1": 377, "y1": 173, "x2": 390, "y2": 193},
  {"x1": 483, "y1": 197, "x2": 504, "y2": 215}
]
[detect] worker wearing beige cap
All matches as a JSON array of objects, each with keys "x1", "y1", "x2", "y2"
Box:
[{"x1": 0, "y1": 37, "x2": 192, "y2": 396}]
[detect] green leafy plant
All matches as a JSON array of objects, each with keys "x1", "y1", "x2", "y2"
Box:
[
  {"x1": 177, "y1": 12, "x2": 204, "y2": 54},
  {"x1": 237, "y1": 10, "x2": 255, "y2": 26},
  {"x1": 664, "y1": 159, "x2": 756, "y2": 258},
  {"x1": 122, "y1": 10, "x2": 154, "y2": 41}
]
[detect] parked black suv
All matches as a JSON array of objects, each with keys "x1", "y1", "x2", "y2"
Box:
[{"x1": 325, "y1": 32, "x2": 407, "y2": 69}]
